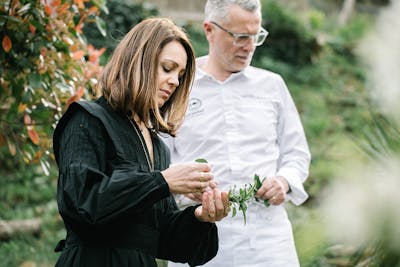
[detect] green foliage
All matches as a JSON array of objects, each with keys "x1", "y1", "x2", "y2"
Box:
[
  {"x1": 354, "y1": 112, "x2": 400, "y2": 160},
  {"x1": 0, "y1": 209, "x2": 63, "y2": 267},
  {"x1": 255, "y1": 0, "x2": 320, "y2": 66},
  {"x1": 83, "y1": 0, "x2": 158, "y2": 60},
  {"x1": 0, "y1": 164, "x2": 61, "y2": 267},
  {"x1": 329, "y1": 14, "x2": 373, "y2": 58},
  {"x1": 183, "y1": 24, "x2": 208, "y2": 57},
  {"x1": 0, "y1": 167, "x2": 56, "y2": 219},
  {"x1": 0, "y1": 232, "x2": 60, "y2": 267},
  {"x1": 0, "y1": 0, "x2": 107, "y2": 172},
  {"x1": 334, "y1": 0, "x2": 390, "y2": 5}
]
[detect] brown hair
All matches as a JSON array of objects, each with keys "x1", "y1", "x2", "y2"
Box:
[{"x1": 100, "y1": 17, "x2": 195, "y2": 136}]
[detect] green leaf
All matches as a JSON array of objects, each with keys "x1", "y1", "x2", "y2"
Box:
[
  {"x1": 17, "y1": 3, "x2": 31, "y2": 15},
  {"x1": 95, "y1": 16, "x2": 107, "y2": 37},
  {"x1": 254, "y1": 174, "x2": 262, "y2": 189},
  {"x1": 195, "y1": 158, "x2": 208, "y2": 163},
  {"x1": 28, "y1": 73, "x2": 41, "y2": 89},
  {"x1": 29, "y1": 19, "x2": 45, "y2": 33},
  {"x1": 232, "y1": 206, "x2": 237, "y2": 217},
  {"x1": 40, "y1": 159, "x2": 50, "y2": 176}
]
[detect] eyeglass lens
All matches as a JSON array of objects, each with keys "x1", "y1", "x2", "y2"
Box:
[{"x1": 233, "y1": 30, "x2": 267, "y2": 47}]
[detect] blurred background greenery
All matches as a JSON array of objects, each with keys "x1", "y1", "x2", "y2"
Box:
[{"x1": 1, "y1": 0, "x2": 399, "y2": 266}]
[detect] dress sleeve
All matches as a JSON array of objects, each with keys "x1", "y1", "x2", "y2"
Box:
[
  {"x1": 55, "y1": 107, "x2": 170, "y2": 226},
  {"x1": 155, "y1": 197, "x2": 218, "y2": 266}
]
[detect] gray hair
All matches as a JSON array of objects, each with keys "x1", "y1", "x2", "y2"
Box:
[{"x1": 204, "y1": 0, "x2": 261, "y2": 22}]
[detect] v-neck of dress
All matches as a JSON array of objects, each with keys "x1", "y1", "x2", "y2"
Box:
[{"x1": 128, "y1": 117, "x2": 155, "y2": 171}]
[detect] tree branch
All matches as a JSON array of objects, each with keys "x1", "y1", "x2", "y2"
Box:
[{"x1": 0, "y1": 219, "x2": 41, "y2": 240}]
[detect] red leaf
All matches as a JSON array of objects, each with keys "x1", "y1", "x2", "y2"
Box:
[
  {"x1": 76, "y1": 86, "x2": 84, "y2": 98},
  {"x1": 75, "y1": 22, "x2": 84, "y2": 34},
  {"x1": 2, "y1": 35, "x2": 12, "y2": 53},
  {"x1": 72, "y1": 50, "x2": 85, "y2": 60},
  {"x1": 29, "y1": 24, "x2": 36, "y2": 34},
  {"x1": 57, "y1": 3, "x2": 70, "y2": 14},
  {"x1": 40, "y1": 47, "x2": 47, "y2": 56},
  {"x1": 66, "y1": 95, "x2": 80, "y2": 108},
  {"x1": 88, "y1": 44, "x2": 106, "y2": 64},
  {"x1": 8, "y1": 140, "x2": 16, "y2": 156},
  {"x1": 44, "y1": 5, "x2": 52, "y2": 16},
  {"x1": 24, "y1": 114, "x2": 32, "y2": 125},
  {"x1": 51, "y1": 0, "x2": 61, "y2": 7},
  {"x1": 74, "y1": 0, "x2": 85, "y2": 9},
  {"x1": 18, "y1": 103, "x2": 27, "y2": 113},
  {"x1": 66, "y1": 86, "x2": 85, "y2": 108},
  {"x1": 28, "y1": 127, "x2": 40, "y2": 145},
  {"x1": 88, "y1": 6, "x2": 98, "y2": 14}
]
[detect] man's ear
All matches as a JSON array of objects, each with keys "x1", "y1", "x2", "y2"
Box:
[{"x1": 203, "y1": 21, "x2": 214, "y2": 41}]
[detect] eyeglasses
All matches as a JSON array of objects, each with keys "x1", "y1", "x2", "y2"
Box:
[{"x1": 210, "y1": 21, "x2": 268, "y2": 47}]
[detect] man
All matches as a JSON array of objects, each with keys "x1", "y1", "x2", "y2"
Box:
[{"x1": 166, "y1": 0, "x2": 311, "y2": 266}]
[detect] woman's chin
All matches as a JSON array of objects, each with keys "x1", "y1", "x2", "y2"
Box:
[{"x1": 157, "y1": 99, "x2": 165, "y2": 107}]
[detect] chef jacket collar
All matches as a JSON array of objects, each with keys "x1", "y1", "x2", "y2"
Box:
[{"x1": 195, "y1": 56, "x2": 252, "y2": 83}]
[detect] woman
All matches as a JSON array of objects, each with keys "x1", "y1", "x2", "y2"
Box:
[{"x1": 53, "y1": 18, "x2": 230, "y2": 267}]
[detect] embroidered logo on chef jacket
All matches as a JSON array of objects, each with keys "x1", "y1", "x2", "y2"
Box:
[{"x1": 186, "y1": 98, "x2": 204, "y2": 118}]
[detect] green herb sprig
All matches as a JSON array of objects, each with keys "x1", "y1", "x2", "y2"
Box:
[
  {"x1": 228, "y1": 174, "x2": 270, "y2": 224},
  {"x1": 195, "y1": 159, "x2": 270, "y2": 224}
]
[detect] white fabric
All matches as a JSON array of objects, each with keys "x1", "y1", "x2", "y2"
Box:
[{"x1": 164, "y1": 56, "x2": 311, "y2": 267}]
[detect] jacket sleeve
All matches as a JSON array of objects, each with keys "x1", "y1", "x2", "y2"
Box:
[
  {"x1": 275, "y1": 76, "x2": 311, "y2": 205},
  {"x1": 155, "y1": 197, "x2": 218, "y2": 266},
  {"x1": 54, "y1": 106, "x2": 170, "y2": 226}
]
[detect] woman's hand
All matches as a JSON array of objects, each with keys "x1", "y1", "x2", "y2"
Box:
[
  {"x1": 194, "y1": 189, "x2": 230, "y2": 223},
  {"x1": 161, "y1": 163, "x2": 216, "y2": 194},
  {"x1": 183, "y1": 180, "x2": 218, "y2": 203}
]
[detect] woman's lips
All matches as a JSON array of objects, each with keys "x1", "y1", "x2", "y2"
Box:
[{"x1": 160, "y1": 88, "x2": 171, "y2": 98}]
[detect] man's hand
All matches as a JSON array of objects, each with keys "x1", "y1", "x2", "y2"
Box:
[{"x1": 255, "y1": 176, "x2": 289, "y2": 206}]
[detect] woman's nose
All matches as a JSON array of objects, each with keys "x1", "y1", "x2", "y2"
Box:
[{"x1": 168, "y1": 75, "x2": 179, "y2": 86}]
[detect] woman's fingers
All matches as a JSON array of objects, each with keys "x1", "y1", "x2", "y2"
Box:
[
  {"x1": 213, "y1": 189, "x2": 226, "y2": 220},
  {"x1": 208, "y1": 180, "x2": 218, "y2": 189},
  {"x1": 206, "y1": 190, "x2": 230, "y2": 222},
  {"x1": 185, "y1": 192, "x2": 203, "y2": 202},
  {"x1": 221, "y1": 191, "x2": 230, "y2": 216},
  {"x1": 198, "y1": 171, "x2": 214, "y2": 183},
  {"x1": 201, "y1": 192, "x2": 209, "y2": 217},
  {"x1": 162, "y1": 162, "x2": 216, "y2": 194},
  {"x1": 207, "y1": 191, "x2": 216, "y2": 219},
  {"x1": 193, "y1": 163, "x2": 214, "y2": 193},
  {"x1": 194, "y1": 190, "x2": 231, "y2": 223}
]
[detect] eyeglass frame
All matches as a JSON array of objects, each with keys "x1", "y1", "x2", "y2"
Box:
[{"x1": 210, "y1": 21, "x2": 268, "y2": 47}]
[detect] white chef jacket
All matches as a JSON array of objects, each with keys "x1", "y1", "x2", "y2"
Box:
[{"x1": 164, "y1": 56, "x2": 311, "y2": 267}]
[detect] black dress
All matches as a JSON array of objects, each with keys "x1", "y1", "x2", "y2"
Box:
[{"x1": 53, "y1": 97, "x2": 218, "y2": 267}]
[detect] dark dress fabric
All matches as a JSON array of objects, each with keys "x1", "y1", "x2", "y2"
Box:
[{"x1": 53, "y1": 97, "x2": 218, "y2": 267}]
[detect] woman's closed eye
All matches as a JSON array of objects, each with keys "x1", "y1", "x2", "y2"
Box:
[
  {"x1": 163, "y1": 65, "x2": 172, "y2": 73},
  {"x1": 162, "y1": 64, "x2": 185, "y2": 79},
  {"x1": 162, "y1": 61, "x2": 177, "y2": 73}
]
